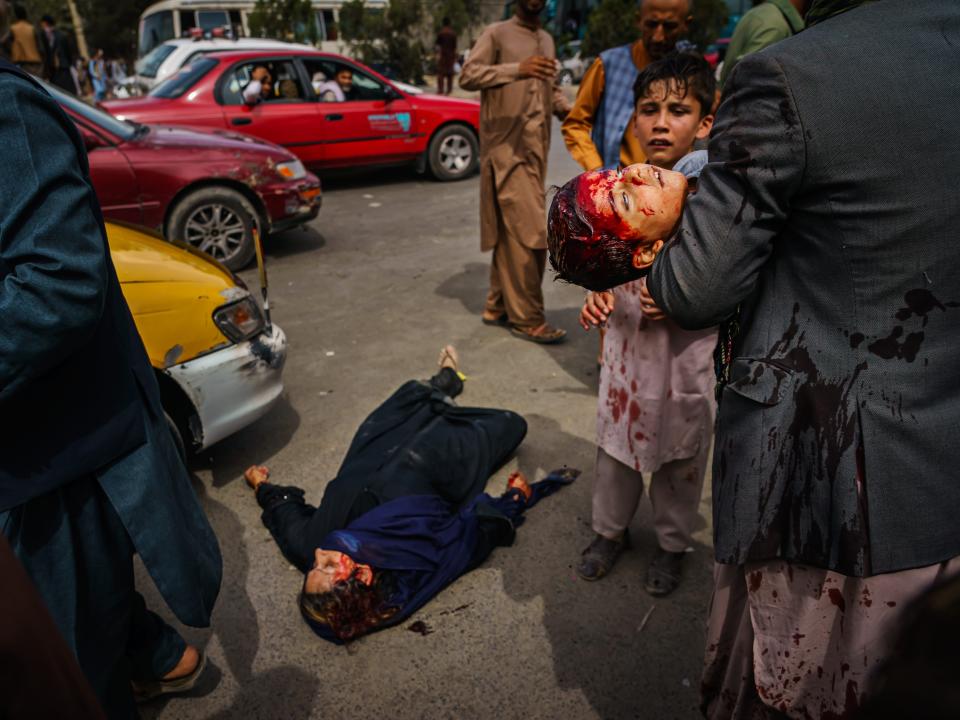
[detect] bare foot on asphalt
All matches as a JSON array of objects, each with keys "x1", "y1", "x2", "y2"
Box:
[
  {"x1": 438, "y1": 345, "x2": 459, "y2": 372},
  {"x1": 508, "y1": 471, "x2": 533, "y2": 502},
  {"x1": 244, "y1": 465, "x2": 270, "y2": 491}
]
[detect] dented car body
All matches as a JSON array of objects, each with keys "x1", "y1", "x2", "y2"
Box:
[
  {"x1": 46, "y1": 80, "x2": 321, "y2": 270},
  {"x1": 108, "y1": 222, "x2": 287, "y2": 451}
]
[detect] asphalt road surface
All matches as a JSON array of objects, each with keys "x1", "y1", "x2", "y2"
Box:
[{"x1": 138, "y1": 120, "x2": 714, "y2": 720}]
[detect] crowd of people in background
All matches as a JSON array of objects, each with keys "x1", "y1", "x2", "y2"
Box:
[{"x1": 0, "y1": 3, "x2": 131, "y2": 99}]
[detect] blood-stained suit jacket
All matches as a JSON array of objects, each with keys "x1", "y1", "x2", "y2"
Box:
[{"x1": 647, "y1": 0, "x2": 960, "y2": 576}]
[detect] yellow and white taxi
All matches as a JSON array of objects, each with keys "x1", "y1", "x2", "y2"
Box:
[{"x1": 109, "y1": 221, "x2": 286, "y2": 454}]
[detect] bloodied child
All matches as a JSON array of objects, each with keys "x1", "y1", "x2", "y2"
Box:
[{"x1": 548, "y1": 54, "x2": 717, "y2": 595}]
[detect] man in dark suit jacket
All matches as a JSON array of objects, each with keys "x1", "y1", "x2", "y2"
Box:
[
  {"x1": 38, "y1": 13, "x2": 74, "y2": 92},
  {"x1": 0, "y1": 3, "x2": 221, "y2": 713},
  {"x1": 647, "y1": 0, "x2": 960, "y2": 716}
]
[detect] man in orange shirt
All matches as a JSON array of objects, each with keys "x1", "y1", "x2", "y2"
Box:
[
  {"x1": 5, "y1": 5, "x2": 47, "y2": 78},
  {"x1": 562, "y1": 0, "x2": 691, "y2": 171}
]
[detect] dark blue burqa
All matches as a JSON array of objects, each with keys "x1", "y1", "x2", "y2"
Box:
[
  {"x1": 256, "y1": 371, "x2": 576, "y2": 642},
  {"x1": 310, "y1": 471, "x2": 576, "y2": 643}
]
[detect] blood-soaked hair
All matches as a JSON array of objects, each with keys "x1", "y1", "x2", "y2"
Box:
[
  {"x1": 634, "y1": 52, "x2": 716, "y2": 118},
  {"x1": 547, "y1": 176, "x2": 645, "y2": 292},
  {"x1": 300, "y1": 570, "x2": 399, "y2": 642}
]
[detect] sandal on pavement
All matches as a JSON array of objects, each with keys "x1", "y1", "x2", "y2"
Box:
[
  {"x1": 510, "y1": 323, "x2": 567, "y2": 344},
  {"x1": 576, "y1": 531, "x2": 628, "y2": 581},
  {"x1": 132, "y1": 649, "x2": 207, "y2": 703},
  {"x1": 644, "y1": 548, "x2": 685, "y2": 597},
  {"x1": 481, "y1": 311, "x2": 508, "y2": 326}
]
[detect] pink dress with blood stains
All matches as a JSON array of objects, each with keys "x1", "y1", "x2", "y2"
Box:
[{"x1": 597, "y1": 279, "x2": 717, "y2": 473}]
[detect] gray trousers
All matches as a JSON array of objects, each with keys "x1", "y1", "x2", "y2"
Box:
[{"x1": 592, "y1": 444, "x2": 708, "y2": 553}]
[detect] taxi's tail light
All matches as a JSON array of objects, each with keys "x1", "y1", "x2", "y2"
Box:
[{"x1": 213, "y1": 297, "x2": 265, "y2": 343}]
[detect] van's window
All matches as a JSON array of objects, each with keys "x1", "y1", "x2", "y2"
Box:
[
  {"x1": 321, "y1": 10, "x2": 337, "y2": 40},
  {"x1": 221, "y1": 60, "x2": 306, "y2": 105},
  {"x1": 138, "y1": 10, "x2": 174, "y2": 57},
  {"x1": 229, "y1": 10, "x2": 244, "y2": 37},
  {"x1": 197, "y1": 10, "x2": 229, "y2": 32},
  {"x1": 135, "y1": 42, "x2": 176, "y2": 78},
  {"x1": 150, "y1": 57, "x2": 218, "y2": 98}
]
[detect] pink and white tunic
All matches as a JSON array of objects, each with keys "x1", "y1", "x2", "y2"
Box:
[{"x1": 597, "y1": 278, "x2": 718, "y2": 473}]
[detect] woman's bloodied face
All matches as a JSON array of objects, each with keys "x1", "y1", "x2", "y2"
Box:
[
  {"x1": 576, "y1": 163, "x2": 687, "y2": 266},
  {"x1": 304, "y1": 549, "x2": 374, "y2": 594}
]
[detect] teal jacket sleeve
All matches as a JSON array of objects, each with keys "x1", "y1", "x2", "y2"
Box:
[{"x1": 0, "y1": 75, "x2": 108, "y2": 398}]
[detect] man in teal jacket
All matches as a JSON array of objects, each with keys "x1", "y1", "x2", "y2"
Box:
[{"x1": 0, "y1": 2, "x2": 221, "y2": 715}]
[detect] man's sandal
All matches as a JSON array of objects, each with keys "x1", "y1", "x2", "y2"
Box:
[
  {"x1": 481, "y1": 312, "x2": 508, "y2": 326},
  {"x1": 510, "y1": 323, "x2": 567, "y2": 344},
  {"x1": 644, "y1": 548, "x2": 685, "y2": 597},
  {"x1": 576, "y1": 531, "x2": 629, "y2": 581},
  {"x1": 131, "y1": 650, "x2": 207, "y2": 702}
]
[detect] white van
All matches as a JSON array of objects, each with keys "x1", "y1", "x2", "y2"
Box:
[
  {"x1": 137, "y1": 0, "x2": 386, "y2": 58},
  {"x1": 135, "y1": 37, "x2": 315, "y2": 89}
]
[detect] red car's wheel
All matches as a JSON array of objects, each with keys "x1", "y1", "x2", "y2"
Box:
[
  {"x1": 168, "y1": 187, "x2": 260, "y2": 270},
  {"x1": 427, "y1": 124, "x2": 479, "y2": 182}
]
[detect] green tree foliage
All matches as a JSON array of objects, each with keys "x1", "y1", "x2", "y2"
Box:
[
  {"x1": 339, "y1": 0, "x2": 426, "y2": 84},
  {"x1": 582, "y1": 0, "x2": 728, "y2": 57},
  {"x1": 78, "y1": 0, "x2": 154, "y2": 59},
  {"x1": 429, "y1": 0, "x2": 479, "y2": 33},
  {"x1": 687, "y1": 0, "x2": 729, "y2": 50},
  {"x1": 22, "y1": 0, "x2": 153, "y2": 59},
  {"x1": 581, "y1": 0, "x2": 635, "y2": 57},
  {"x1": 249, "y1": 0, "x2": 319, "y2": 43}
]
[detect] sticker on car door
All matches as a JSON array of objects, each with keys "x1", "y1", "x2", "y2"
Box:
[{"x1": 367, "y1": 112, "x2": 411, "y2": 133}]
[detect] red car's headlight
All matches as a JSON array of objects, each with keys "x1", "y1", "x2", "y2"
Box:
[{"x1": 276, "y1": 160, "x2": 306, "y2": 181}]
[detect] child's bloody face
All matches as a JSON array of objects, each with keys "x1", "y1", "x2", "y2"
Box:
[{"x1": 576, "y1": 163, "x2": 687, "y2": 263}]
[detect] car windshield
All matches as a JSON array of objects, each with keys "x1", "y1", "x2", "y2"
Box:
[
  {"x1": 43, "y1": 81, "x2": 138, "y2": 141},
  {"x1": 150, "y1": 57, "x2": 218, "y2": 98},
  {"x1": 136, "y1": 42, "x2": 177, "y2": 78}
]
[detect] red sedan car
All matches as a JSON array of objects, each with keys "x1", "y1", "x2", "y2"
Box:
[
  {"x1": 102, "y1": 49, "x2": 481, "y2": 181},
  {"x1": 49, "y1": 81, "x2": 320, "y2": 270}
]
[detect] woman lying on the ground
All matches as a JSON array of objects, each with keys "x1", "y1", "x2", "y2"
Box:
[{"x1": 245, "y1": 346, "x2": 577, "y2": 643}]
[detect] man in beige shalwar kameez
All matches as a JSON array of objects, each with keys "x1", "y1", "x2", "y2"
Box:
[{"x1": 460, "y1": 0, "x2": 570, "y2": 343}]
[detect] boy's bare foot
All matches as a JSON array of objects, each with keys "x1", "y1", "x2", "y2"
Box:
[
  {"x1": 438, "y1": 345, "x2": 459, "y2": 372},
  {"x1": 507, "y1": 471, "x2": 533, "y2": 502},
  {"x1": 244, "y1": 465, "x2": 270, "y2": 491}
]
